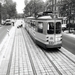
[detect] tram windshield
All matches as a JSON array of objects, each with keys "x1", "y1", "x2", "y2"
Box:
[
  {"x1": 47, "y1": 22, "x2": 61, "y2": 34},
  {"x1": 47, "y1": 22, "x2": 54, "y2": 34},
  {"x1": 56, "y1": 22, "x2": 61, "y2": 34}
]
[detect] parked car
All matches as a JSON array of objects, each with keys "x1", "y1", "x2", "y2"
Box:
[
  {"x1": 5, "y1": 19, "x2": 12, "y2": 25},
  {"x1": 62, "y1": 24, "x2": 67, "y2": 31}
]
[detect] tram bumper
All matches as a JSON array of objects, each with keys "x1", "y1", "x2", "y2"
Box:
[{"x1": 46, "y1": 43, "x2": 62, "y2": 48}]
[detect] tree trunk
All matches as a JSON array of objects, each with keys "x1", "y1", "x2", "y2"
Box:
[
  {"x1": 68, "y1": 18, "x2": 70, "y2": 33},
  {"x1": 0, "y1": 3, "x2": 1, "y2": 24}
]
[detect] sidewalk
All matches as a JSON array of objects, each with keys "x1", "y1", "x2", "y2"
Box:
[
  {"x1": 0, "y1": 26, "x2": 75, "y2": 75},
  {"x1": 0, "y1": 27, "x2": 34, "y2": 75},
  {"x1": 0, "y1": 28, "x2": 59, "y2": 75},
  {"x1": 0, "y1": 26, "x2": 16, "y2": 75}
]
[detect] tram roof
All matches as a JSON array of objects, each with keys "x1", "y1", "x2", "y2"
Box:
[
  {"x1": 27, "y1": 16, "x2": 35, "y2": 19},
  {"x1": 32, "y1": 19, "x2": 62, "y2": 22},
  {"x1": 33, "y1": 17, "x2": 62, "y2": 22},
  {"x1": 26, "y1": 16, "x2": 62, "y2": 22},
  {"x1": 37, "y1": 16, "x2": 52, "y2": 19}
]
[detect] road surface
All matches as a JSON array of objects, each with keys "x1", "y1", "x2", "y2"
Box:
[
  {"x1": 0, "y1": 25, "x2": 12, "y2": 43},
  {"x1": 62, "y1": 33, "x2": 75, "y2": 55}
]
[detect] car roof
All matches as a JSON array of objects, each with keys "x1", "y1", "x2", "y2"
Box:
[{"x1": 6, "y1": 19, "x2": 11, "y2": 21}]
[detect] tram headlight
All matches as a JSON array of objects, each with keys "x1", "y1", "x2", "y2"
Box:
[
  {"x1": 46, "y1": 37, "x2": 48, "y2": 38},
  {"x1": 46, "y1": 36, "x2": 49, "y2": 42},
  {"x1": 46, "y1": 40, "x2": 49, "y2": 42},
  {"x1": 60, "y1": 39, "x2": 62, "y2": 41}
]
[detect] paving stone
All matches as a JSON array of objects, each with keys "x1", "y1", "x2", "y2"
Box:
[{"x1": 1, "y1": 24, "x2": 75, "y2": 75}]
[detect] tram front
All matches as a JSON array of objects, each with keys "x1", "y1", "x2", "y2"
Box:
[{"x1": 46, "y1": 19, "x2": 62, "y2": 48}]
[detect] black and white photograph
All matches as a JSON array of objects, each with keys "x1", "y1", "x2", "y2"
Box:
[{"x1": 0, "y1": 0, "x2": 75, "y2": 75}]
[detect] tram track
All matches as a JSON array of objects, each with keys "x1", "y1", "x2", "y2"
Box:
[
  {"x1": 38, "y1": 46, "x2": 75, "y2": 75},
  {"x1": 23, "y1": 28, "x2": 75, "y2": 75},
  {"x1": 43, "y1": 49, "x2": 75, "y2": 75},
  {"x1": 22, "y1": 29, "x2": 59, "y2": 75},
  {"x1": 9, "y1": 28, "x2": 34, "y2": 75},
  {"x1": 40, "y1": 49, "x2": 62, "y2": 75},
  {"x1": 21, "y1": 29, "x2": 37, "y2": 75},
  {"x1": 23, "y1": 28, "x2": 60, "y2": 75}
]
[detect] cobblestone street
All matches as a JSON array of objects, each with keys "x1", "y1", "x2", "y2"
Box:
[{"x1": 0, "y1": 25, "x2": 75, "y2": 75}]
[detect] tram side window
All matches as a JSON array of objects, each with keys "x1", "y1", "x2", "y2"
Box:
[
  {"x1": 37, "y1": 22, "x2": 43, "y2": 33},
  {"x1": 56, "y1": 22, "x2": 61, "y2": 34},
  {"x1": 31, "y1": 21, "x2": 36, "y2": 30},
  {"x1": 31, "y1": 21, "x2": 35, "y2": 27},
  {"x1": 47, "y1": 22, "x2": 54, "y2": 34}
]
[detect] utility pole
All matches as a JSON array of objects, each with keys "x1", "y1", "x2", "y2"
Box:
[{"x1": 52, "y1": 0, "x2": 57, "y2": 18}]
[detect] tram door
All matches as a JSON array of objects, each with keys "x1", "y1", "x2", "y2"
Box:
[
  {"x1": 54, "y1": 22, "x2": 62, "y2": 43},
  {"x1": 47, "y1": 22, "x2": 62, "y2": 44},
  {"x1": 47, "y1": 22, "x2": 55, "y2": 44}
]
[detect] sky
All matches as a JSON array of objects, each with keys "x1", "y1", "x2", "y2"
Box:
[
  {"x1": 13, "y1": 0, "x2": 25, "y2": 13},
  {"x1": 12, "y1": 0, "x2": 46, "y2": 14}
]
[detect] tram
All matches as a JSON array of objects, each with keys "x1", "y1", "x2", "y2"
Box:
[{"x1": 25, "y1": 12, "x2": 62, "y2": 49}]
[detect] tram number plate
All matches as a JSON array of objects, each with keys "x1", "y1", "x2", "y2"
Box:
[{"x1": 49, "y1": 42, "x2": 54, "y2": 45}]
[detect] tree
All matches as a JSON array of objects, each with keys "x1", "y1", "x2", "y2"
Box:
[
  {"x1": 24, "y1": 0, "x2": 45, "y2": 17},
  {"x1": 1, "y1": 0, "x2": 17, "y2": 20},
  {"x1": 6, "y1": 3, "x2": 17, "y2": 18},
  {"x1": 58, "y1": 0, "x2": 75, "y2": 33},
  {"x1": 45, "y1": 0, "x2": 53, "y2": 11}
]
